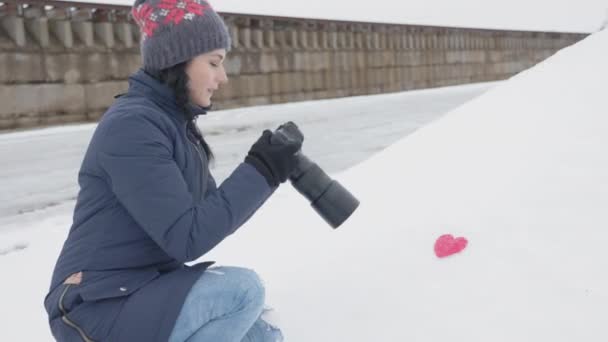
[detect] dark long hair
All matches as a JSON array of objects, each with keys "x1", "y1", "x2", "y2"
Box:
[{"x1": 147, "y1": 63, "x2": 215, "y2": 164}]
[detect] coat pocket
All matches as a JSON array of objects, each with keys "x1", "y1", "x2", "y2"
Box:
[
  {"x1": 62, "y1": 268, "x2": 160, "y2": 341},
  {"x1": 78, "y1": 268, "x2": 160, "y2": 301}
]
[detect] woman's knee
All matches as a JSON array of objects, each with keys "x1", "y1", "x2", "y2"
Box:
[{"x1": 208, "y1": 266, "x2": 266, "y2": 311}]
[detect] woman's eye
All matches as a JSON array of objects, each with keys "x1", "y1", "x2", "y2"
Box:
[{"x1": 210, "y1": 62, "x2": 219, "y2": 67}]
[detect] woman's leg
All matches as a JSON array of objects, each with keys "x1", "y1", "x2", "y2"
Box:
[
  {"x1": 169, "y1": 266, "x2": 268, "y2": 342},
  {"x1": 241, "y1": 309, "x2": 284, "y2": 342}
]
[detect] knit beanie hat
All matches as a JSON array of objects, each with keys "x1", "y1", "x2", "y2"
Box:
[{"x1": 131, "y1": 0, "x2": 231, "y2": 71}]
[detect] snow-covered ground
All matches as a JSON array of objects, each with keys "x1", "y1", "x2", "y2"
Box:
[
  {"x1": 215, "y1": 28, "x2": 608, "y2": 341},
  {"x1": 0, "y1": 77, "x2": 492, "y2": 341},
  {"x1": 0, "y1": 82, "x2": 491, "y2": 229},
  {"x1": 1, "y1": 26, "x2": 607, "y2": 342},
  {"x1": 61, "y1": 0, "x2": 607, "y2": 33}
]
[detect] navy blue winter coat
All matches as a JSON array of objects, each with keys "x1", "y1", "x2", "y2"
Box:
[{"x1": 44, "y1": 69, "x2": 274, "y2": 341}]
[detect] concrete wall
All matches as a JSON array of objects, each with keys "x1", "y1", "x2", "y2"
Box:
[{"x1": 0, "y1": 2, "x2": 586, "y2": 130}]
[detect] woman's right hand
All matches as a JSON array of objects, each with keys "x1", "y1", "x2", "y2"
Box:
[{"x1": 245, "y1": 128, "x2": 303, "y2": 187}]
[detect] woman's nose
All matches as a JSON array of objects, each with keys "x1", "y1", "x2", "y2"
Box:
[{"x1": 218, "y1": 67, "x2": 228, "y2": 85}]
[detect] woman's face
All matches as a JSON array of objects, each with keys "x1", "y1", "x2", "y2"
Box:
[{"x1": 185, "y1": 49, "x2": 228, "y2": 107}]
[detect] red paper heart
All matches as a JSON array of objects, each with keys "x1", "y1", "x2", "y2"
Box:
[{"x1": 434, "y1": 234, "x2": 468, "y2": 258}]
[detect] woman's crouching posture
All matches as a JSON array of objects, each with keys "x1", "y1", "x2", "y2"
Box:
[{"x1": 44, "y1": 1, "x2": 300, "y2": 341}]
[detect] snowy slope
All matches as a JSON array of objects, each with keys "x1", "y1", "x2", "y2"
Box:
[
  {"x1": 0, "y1": 83, "x2": 491, "y2": 226},
  {"x1": 1, "y1": 26, "x2": 607, "y2": 342},
  {"x1": 201, "y1": 28, "x2": 608, "y2": 341}
]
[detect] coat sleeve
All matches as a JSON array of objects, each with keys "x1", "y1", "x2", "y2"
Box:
[{"x1": 97, "y1": 113, "x2": 274, "y2": 263}]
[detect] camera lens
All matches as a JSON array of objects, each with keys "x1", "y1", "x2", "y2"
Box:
[{"x1": 272, "y1": 122, "x2": 359, "y2": 229}]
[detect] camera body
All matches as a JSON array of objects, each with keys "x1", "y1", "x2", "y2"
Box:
[{"x1": 271, "y1": 122, "x2": 360, "y2": 229}]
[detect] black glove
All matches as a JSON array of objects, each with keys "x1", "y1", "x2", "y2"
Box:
[{"x1": 245, "y1": 129, "x2": 302, "y2": 187}]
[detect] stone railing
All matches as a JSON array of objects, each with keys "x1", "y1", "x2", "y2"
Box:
[{"x1": 0, "y1": 0, "x2": 587, "y2": 130}]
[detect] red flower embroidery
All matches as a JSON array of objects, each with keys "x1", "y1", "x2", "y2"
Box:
[
  {"x1": 132, "y1": 3, "x2": 159, "y2": 38},
  {"x1": 158, "y1": 0, "x2": 208, "y2": 25},
  {"x1": 131, "y1": 0, "x2": 210, "y2": 38}
]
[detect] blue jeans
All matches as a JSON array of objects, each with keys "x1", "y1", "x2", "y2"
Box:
[{"x1": 169, "y1": 266, "x2": 284, "y2": 342}]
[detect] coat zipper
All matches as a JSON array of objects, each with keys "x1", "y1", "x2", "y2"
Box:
[
  {"x1": 186, "y1": 129, "x2": 208, "y2": 199},
  {"x1": 58, "y1": 284, "x2": 95, "y2": 342}
]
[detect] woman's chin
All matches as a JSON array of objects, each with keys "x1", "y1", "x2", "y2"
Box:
[{"x1": 194, "y1": 98, "x2": 212, "y2": 108}]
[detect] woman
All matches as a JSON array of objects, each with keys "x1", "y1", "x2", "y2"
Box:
[{"x1": 43, "y1": 1, "x2": 300, "y2": 341}]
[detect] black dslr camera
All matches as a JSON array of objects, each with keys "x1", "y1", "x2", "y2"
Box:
[{"x1": 271, "y1": 122, "x2": 360, "y2": 229}]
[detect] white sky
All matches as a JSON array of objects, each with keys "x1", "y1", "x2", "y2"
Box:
[
  {"x1": 58, "y1": 0, "x2": 608, "y2": 33},
  {"x1": 1, "y1": 27, "x2": 607, "y2": 341}
]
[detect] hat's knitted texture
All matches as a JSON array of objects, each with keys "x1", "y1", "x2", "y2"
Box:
[{"x1": 132, "y1": 0, "x2": 231, "y2": 71}]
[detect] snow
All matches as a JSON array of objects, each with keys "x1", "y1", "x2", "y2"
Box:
[
  {"x1": 1, "y1": 24, "x2": 608, "y2": 342},
  {"x1": 0, "y1": 82, "x2": 491, "y2": 227},
  {"x1": 0, "y1": 79, "x2": 490, "y2": 341},
  {"x1": 53, "y1": 0, "x2": 607, "y2": 33},
  {"x1": 207, "y1": 28, "x2": 608, "y2": 341}
]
